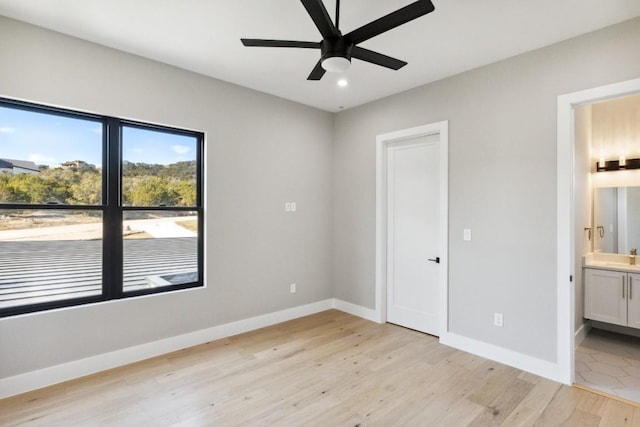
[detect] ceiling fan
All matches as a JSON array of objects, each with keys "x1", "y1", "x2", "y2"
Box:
[{"x1": 241, "y1": 0, "x2": 435, "y2": 80}]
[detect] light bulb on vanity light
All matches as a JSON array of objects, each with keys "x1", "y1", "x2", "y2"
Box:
[
  {"x1": 620, "y1": 155, "x2": 626, "y2": 167},
  {"x1": 598, "y1": 157, "x2": 605, "y2": 168}
]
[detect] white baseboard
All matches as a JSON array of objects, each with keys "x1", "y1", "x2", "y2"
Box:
[
  {"x1": 575, "y1": 321, "x2": 591, "y2": 346},
  {"x1": 332, "y1": 299, "x2": 378, "y2": 322},
  {"x1": 439, "y1": 332, "x2": 561, "y2": 383},
  {"x1": 336, "y1": 301, "x2": 564, "y2": 383},
  {"x1": 0, "y1": 299, "x2": 334, "y2": 399}
]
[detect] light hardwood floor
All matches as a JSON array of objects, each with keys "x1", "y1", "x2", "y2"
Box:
[{"x1": 1, "y1": 310, "x2": 639, "y2": 426}]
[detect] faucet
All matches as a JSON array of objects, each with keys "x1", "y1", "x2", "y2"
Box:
[{"x1": 631, "y1": 248, "x2": 637, "y2": 265}]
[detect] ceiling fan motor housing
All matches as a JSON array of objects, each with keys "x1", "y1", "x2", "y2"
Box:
[
  {"x1": 320, "y1": 37, "x2": 353, "y2": 71},
  {"x1": 321, "y1": 37, "x2": 353, "y2": 61}
]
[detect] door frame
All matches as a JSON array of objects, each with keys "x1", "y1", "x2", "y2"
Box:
[
  {"x1": 557, "y1": 78, "x2": 640, "y2": 384},
  {"x1": 375, "y1": 120, "x2": 449, "y2": 335}
]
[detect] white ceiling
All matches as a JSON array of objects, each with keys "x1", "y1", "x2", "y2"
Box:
[{"x1": 0, "y1": 0, "x2": 639, "y2": 112}]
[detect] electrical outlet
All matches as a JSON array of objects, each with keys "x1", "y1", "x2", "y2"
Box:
[
  {"x1": 290, "y1": 283, "x2": 296, "y2": 293},
  {"x1": 494, "y1": 312, "x2": 504, "y2": 327}
]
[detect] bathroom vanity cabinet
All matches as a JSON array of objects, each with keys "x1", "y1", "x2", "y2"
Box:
[{"x1": 584, "y1": 268, "x2": 640, "y2": 328}]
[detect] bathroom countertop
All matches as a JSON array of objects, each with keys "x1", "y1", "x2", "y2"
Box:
[{"x1": 583, "y1": 252, "x2": 640, "y2": 273}]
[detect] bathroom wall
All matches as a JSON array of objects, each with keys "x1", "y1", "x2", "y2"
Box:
[
  {"x1": 575, "y1": 104, "x2": 592, "y2": 331},
  {"x1": 592, "y1": 94, "x2": 640, "y2": 162},
  {"x1": 591, "y1": 94, "x2": 640, "y2": 189}
]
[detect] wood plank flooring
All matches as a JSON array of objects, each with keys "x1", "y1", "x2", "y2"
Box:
[{"x1": 1, "y1": 310, "x2": 640, "y2": 426}]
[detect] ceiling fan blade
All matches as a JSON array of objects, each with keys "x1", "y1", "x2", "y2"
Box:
[
  {"x1": 351, "y1": 46, "x2": 407, "y2": 70},
  {"x1": 241, "y1": 39, "x2": 320, "y2": 49},
  {"x1": 300, "y1": 0, "x2": 340, "y2": 39},
  {"x1": 307, "y1": 60, "x2": 326, "y2": 80},
  {"x1": 345, "y1": 0, "x2": 435, "y2": 45}
]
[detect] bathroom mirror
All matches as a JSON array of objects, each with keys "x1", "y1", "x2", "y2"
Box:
[{"x1": 593, "y1": 186, "x2": 640, "y2": 254}]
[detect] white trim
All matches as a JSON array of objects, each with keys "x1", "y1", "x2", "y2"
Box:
[
  {"x1": 440, "y1": 333, "x2": 560, "y2": 382},
  {"x1": 375, "y1": 121, "x2": 449, "y2": 334},
  {"x1": 0, "y1": 299, "x2": 334, "y2": 399},
  {"x1": 375, "y1": 135, "x2": 387, "y2": 324},
  {"x1": 557, "y1": 78, "x2": 640, "y2": 385},
  {"x1": 332, "y1": 299, "x2": 379, "y2": 322},
  {"x1": 575, "y1": 321, "x2": 591, "y2": 347}
]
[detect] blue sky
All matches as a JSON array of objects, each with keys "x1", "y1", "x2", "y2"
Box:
[
  {"x1": 0, "y1": 106, "x2": 196, "y2": 167},
  {"x1": 122, "y1": 126, "x2": 197, "y2": 165}
]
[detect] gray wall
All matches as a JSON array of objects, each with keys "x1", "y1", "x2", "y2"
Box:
[
  {"x1": 332, "y1": 18, "x2": 640, "y2": 362},
  {"x1": 0, "y1": 17, "x2": 334, "y2": 379}
]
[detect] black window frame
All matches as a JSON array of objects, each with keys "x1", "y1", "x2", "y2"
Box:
[{"x1": 0, "y1": 98, "x2": 204, "y2": 317}]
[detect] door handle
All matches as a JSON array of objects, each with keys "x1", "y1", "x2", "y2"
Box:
[
  {"x1": 427, "y1": 257, "x2": 440, "y2": 264},
  {"x1": 631, "y1": 277, "x2": 633, "y2": 300}
]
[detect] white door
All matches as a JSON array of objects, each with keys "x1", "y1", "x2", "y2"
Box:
[{"x1": 386, "y1": 135, "x2": 441, "y2": 335}]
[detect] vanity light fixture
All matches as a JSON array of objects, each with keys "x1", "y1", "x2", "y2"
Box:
[
  {"x1": 598, "y1": 157, "x2": 606, "y2": 169},
  {"x1": 596, "y1": 156, "x2": 640, "y2": 172}
]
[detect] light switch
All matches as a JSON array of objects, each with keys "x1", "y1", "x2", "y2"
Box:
[
  {"x1": 285, "y1": 202, "x2": 291, "y2": 212},
  {"x1": 291, "y1": 202, "x2": 297, "y2": 212},
  {"x1": 463, "y1": 229, "x2": 472, "y2": 241}
]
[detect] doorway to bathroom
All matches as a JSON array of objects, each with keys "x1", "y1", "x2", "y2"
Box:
[{"x1": 558, "y1": 78, "x2": 640, "y2": 402}]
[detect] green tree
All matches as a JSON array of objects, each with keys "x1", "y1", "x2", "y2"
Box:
[
  {"x1": 8, "y1": 174, "x2": 51, "y2": 203},
  {"x1": 129, "y1": 176, "x2": 180, "y2": 206},
  {"x1": 0, "y1": 173, "x2": 17, "y2": 202},
  {"x1": 2, "y1": 160, "x2": 196, "y2": 206},
  {"x1": 68, "y1": 171, "x2": 102, "y2": 204},
  {"x1": 169, "y1": 179, "x2": 196, "y2": 206}
]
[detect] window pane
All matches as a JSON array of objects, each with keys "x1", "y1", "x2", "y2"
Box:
[
  {"x1": 0, "y1": 209, "x2": 102, "y2": 309},
  {"x1": 0, "y1": 105, "x2": 103, "y2": 205},
  {"x1": 122, "y1": 126, "x2": 197, "y2": 207},
  {"x1": 123, "y1": 210, "x2": 198, "y2": 293}
]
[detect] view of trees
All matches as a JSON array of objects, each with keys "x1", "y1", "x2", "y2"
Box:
[
  {"x1": 0, "y1": 161, "x2": 196, "y2": 206},
  {"x1": 122, "y1": 161, "x2": 197, "y2": 207}
]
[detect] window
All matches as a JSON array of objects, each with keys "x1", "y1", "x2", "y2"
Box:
[{"x1": 0, "y1": 99, "x2": 204, "y2": 317}]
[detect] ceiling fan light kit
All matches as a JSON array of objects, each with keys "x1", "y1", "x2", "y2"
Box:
[
  {"x1": 322, "y1": 56, "x2": 351, "y2": 73},
  {"x1": 241, "y1": 0, "x2": 435, "y2": 81}
]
